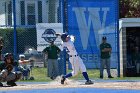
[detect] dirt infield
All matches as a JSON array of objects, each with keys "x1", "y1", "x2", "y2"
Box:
[{"x1": 0, "y1": 79, "x2": 140, "y2": 91}]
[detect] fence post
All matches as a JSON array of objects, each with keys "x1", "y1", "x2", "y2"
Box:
[
  {"x1": 58, "y1": 0, "x2": 62, "y2": 23},
  {"x1": 63, "y1": 48, "x2": 67, "y2": 75},
  {"x1": 13, "y1": 0, "x2": 17, "y2": 60},
  {"x1": 116, "y1": 0, "x2": 120, "y2": 77}
]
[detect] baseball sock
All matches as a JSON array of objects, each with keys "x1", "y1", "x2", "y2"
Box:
[
  {"x1": 65, "y1": 73, "x2": 72, "y2": 78},
  {"x1": 82, "y1": 72, "x2": 89, "y2": 81}
]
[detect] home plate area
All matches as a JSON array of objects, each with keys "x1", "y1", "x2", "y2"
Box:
[{"x1": 0, "y1": 79, "x2": 140, "y2": 93}]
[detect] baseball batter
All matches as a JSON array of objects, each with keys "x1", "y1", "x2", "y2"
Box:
[{"x1": 60, "y1": 33, "x2": 93, "y2": 85}]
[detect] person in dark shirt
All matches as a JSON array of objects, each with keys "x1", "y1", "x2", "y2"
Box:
[
  {"x1": 0, "y1": 53, "x2": 22, "y2": 86},
  {"x1": 100, "y1": 36, "x2": 113, "y2": 79},
  {"x1": 43, "y1": 41, "x2": 61, "y2": 80}
]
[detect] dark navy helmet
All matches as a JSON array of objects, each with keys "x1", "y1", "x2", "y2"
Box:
[
  {"x1": 5, "y1": 53, "x2": 12, "y2": 58},
  {"x1": 61, "y1": 33, "x2": 68, "y2": 42},
  {"x1": 4, "y1": 53, "x2": 13, "y2": 62}
]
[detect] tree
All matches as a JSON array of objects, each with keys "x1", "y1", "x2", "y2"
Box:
[{"x1": 120, "y1": 0, "x2": 140, "y2": 18}]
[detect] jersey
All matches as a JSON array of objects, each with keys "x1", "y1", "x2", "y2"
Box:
[
  {"x1": 61, "y1": 38, "x2": 86, "y2": 76},
  {"x1": 62, "y1": 40, "x2": 78, "y2": 55},
  {"x1": 43, "y1": 45, "x2": 61, "y2": 59},
  {"x1": 100, "y1": 43, "x2": 112, "y2": 59},
  {"x1": 0, "y1": 61, "x2": 19, "y2": 72},
  {"x1": 19, "y1": 60, "x2": 30, "y2": 70}
]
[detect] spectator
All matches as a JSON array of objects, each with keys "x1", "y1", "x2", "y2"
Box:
[
  {"x1": 18, "y1": 54, "x2": 31, "y2": 80},
  {"x1": 100, "y1": 36, "x2": 113, "y2": 79},
  {"x1": 43, "y1": 41, "x2": 61, "y2": 80}
]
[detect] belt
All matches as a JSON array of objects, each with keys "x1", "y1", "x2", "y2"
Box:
[{"x1": 69, "y1": 55, "x2": 78, "y2": 57}]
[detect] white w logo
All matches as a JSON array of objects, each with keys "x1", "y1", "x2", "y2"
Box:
[{"x1": 72, "y1": 7, "x2": 110, "y2": 50}]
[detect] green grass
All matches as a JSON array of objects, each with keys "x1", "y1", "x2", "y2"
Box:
[
  {"x1": 19, "y1": 67, "x2": 140, "y2": 82},
  {"x1": 20, "y1": 67, "x2": 51, "y2": 82}
]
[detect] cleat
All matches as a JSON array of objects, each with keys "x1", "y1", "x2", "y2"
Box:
[
  {"x1": 100, "y1": 76, "x2": 103, "y2": 79},
  {"x1": 0, "y1": 82, "x2": 3, "y2": 87},
  {"x1": 61, "y1": 76, "x2": 66, "y2": 84},
  {"x1": 50, "y1": 77, "x2": 55, "y2": 80},
  {"x1": 85, "y1": 80, "x2": 93, "y2": 85},
  {"x1": 7, "y1": 81, "x2": 17, "y2": 86},
  {"x1": 108, "y1": 75, "x2": 114, "y2": 78}
]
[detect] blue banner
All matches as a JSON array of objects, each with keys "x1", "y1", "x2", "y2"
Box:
[{"x1": 67, "y1": 0, "x2": 118, "y2": 68}]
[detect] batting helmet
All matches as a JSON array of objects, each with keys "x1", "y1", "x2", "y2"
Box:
[
  {"x1": 4, "y1": 53, "x2": 13, "y2": 62},
  {"x1": 61, "y1": 33, "x2": 68, "y2": 42}
]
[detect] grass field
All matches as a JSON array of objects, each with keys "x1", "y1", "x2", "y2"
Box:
[{"x1": 19, "y1": 67, "x2": 140, "y2": 82}]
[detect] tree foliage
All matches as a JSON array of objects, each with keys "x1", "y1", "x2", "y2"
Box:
[
  {"x1": 0, "y1": 28, "x2": 37, "y2": 54},
  {"x1": 120, "y1": 0, "x2": 140, "y2": 18}
]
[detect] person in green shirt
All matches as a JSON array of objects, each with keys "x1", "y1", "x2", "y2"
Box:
[
  {"x1": 100, "y1": 36, "x2": 113, "y2": 79},
  {"x1": 43, "y1": 41, "x2": 61, "y2": 80}
]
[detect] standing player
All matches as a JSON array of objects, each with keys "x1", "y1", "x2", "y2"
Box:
[
  {"x1": 60, "y1": 33, "x2": 93, "y2": 85},
  {"x1": 100, "y1": 36, "x2": 113, "y2": 79},
  {"x1": 43, "y1": 41, "x2": 61, "y2": 80}
]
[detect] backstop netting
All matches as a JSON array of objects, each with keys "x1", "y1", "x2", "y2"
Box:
[{"x1": 0, "y1": 0, "x2": 119, "y2": 80}]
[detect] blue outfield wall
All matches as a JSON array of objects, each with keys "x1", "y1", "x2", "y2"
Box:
[{"x1": 67, "y1": 0, "x2": 118, "y2": 68}]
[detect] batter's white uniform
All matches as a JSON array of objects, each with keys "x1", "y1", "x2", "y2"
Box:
[{"x1": 62, "y1": 39, "x2": 86, "y2": 76}]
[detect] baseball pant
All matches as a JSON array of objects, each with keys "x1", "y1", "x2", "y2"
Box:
[
  {"x1": 100, "y1": 58, "x2": 111, "y2": 77},
  {"x1": 69, "y1": 55, "x2": 86, "y2": 76},
  {"x1": 0, "y1": 69, "x2": 22, "y2": 82},
  {"x1": 47, "y1": 59, "x2": 59, "y2": 78}
]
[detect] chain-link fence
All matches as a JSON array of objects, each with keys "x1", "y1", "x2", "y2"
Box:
[
  {"x1": 0, "y1": 0, "x2": 67, "y2": 80},
  {"x1": 0, "y1": 0, "x2": 63, "y2": 54},
  {"x1": 0, "y1": 0, "x2": 120, "y2": 81}
]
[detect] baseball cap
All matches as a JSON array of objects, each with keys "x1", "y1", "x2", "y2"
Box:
[
  {"x1": 102, "y1": 36, "x2": 107, "y2": 40},
  {"x1": 19, "y1": 54, "x2": 25, "y2": 58}
]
